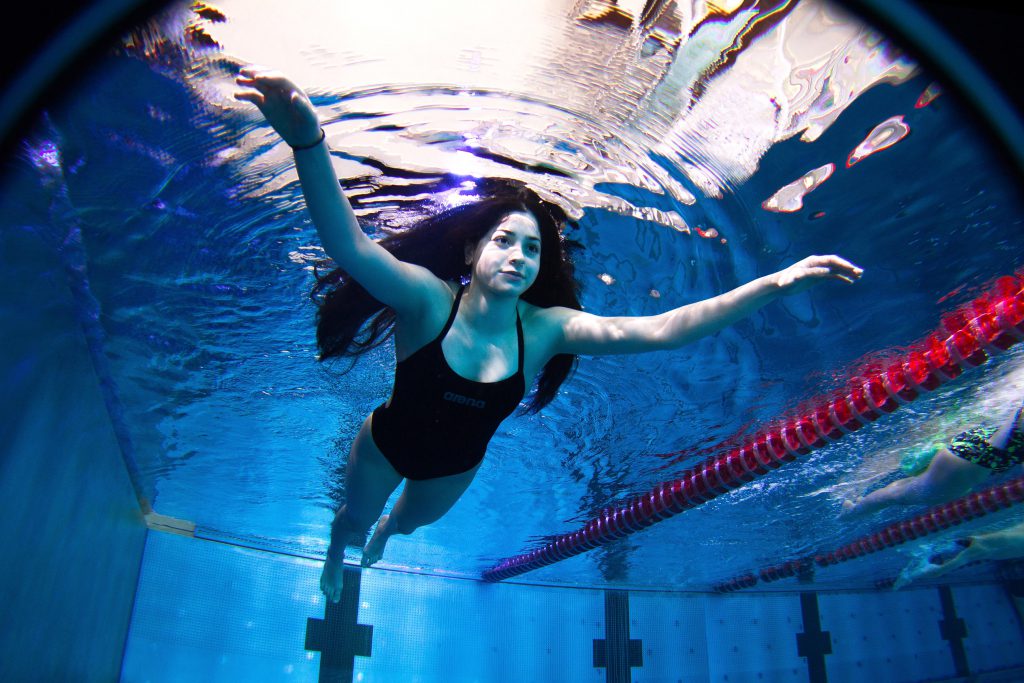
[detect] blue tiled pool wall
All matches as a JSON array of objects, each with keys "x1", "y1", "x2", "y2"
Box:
[
  {"x1": 0, "y1": 212, "x2": 147, "y2": 681},
  {"x1": 124, "y1": 531, "x2": 1024, "y2": 683}
]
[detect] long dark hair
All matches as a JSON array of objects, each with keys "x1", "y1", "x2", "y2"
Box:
[{"x1": 311, "y1": 178, "x2": 582, "y2": 412}]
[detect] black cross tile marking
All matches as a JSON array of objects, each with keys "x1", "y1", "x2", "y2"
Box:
[
  {"x1": 593, "y1": 590, "x2": 643, "y2": 683},
  {"x1": 306, "y1": 568, "x2": 373, "y2": 683},
  {"x1": 938, "y1": 585, "x2": 969, "y2": 677},
  {"x1": 796, "y1": 592, "x2": 832, "y2": 683}
]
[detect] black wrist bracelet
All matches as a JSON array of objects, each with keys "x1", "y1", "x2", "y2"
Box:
[{"x1": 290, "y1": 128, "x2": 325, "y2": 151}]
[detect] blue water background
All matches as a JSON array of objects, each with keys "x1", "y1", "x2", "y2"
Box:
[{"x1": 4, "y1": 41, "x2": 1024, "y2": 594}]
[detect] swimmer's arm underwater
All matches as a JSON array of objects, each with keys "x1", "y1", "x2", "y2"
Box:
[
  {"x1": 548, "y1": 255, "x2": 862, "y2": 356},
  {"x1": 233, "y1": 67, "x2": 443, "y2": 316},
  {"x1": 897, "y1": 520, "x2": 1024, "y2": 586}
]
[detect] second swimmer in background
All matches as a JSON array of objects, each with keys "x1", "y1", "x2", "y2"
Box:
[{"x1": 842, "y1": 399, "x2": 1024, "y2": 518}]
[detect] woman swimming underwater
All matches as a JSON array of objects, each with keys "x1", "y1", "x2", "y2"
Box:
[
  {"x1": 234, "y1": 66, "x2": 863, "y2": 602},
  {"x1": 842, "y1": 399, "x2": 1024, "y2": 518}
]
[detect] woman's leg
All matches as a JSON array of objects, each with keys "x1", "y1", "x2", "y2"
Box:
[
  {"x1": 321, "y1": 416, "x2": 404, "y2": 602},
  {"x1": 361, "y1": 463, "x2": 481, "y2": 567},
  {"x1": 841, "y1": 447, "x2": 990, "y2": 517}
]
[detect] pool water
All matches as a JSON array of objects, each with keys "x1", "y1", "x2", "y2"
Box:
[{"x1": 3, "y1": 0, "x2": 1024, "y2": 680}]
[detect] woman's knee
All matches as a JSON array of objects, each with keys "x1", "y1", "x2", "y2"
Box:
[
  {"x1": 336, "y1": 506, "x2": 376, "y2": 535},
  {"x1": 389, "y1": 469, "x2": 478, "y2": 534},
  {"x1": 390, "y1": 499, "x2": 455, "y2": 534},
  {"x1": 390, "y1": 511, "x2": 429, "y2": 536}
]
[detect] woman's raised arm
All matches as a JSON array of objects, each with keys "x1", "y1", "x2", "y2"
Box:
[
  {"x1": 548, "y1": 255, "x2": 863, "y2": 356},
  {"x1": 234, "y1": 67, "x2": 443, "y2": 314}
]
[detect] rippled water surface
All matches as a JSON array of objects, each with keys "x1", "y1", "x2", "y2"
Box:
[{"x1": 5, "y1": 0, "x2": 1024, "y2": 590}]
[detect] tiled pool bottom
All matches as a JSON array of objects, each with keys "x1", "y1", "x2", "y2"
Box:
[{"x1": 122, "y1": 531, "x2": 1024, "y2": 683}]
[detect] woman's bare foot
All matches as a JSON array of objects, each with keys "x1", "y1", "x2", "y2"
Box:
[
  {"x1": 320, "y1": 511, "x2": 355, "y2": 603},
  {"x1": 320, "y1": 552, "x2": 345, "y2": 603},
  {"x1": 361, "y1": 514, "x2": 397, "y2": 567},
  {"x1": 838, "y1": 498, "x2": 864, "y2": 518}
]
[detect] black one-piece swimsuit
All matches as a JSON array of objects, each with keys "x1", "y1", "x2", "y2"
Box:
[{"x1": 370, "y1": 286, "x2": 526, "y2": 480}]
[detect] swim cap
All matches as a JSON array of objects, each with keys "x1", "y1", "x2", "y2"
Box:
[{"x1": 899, "y1": 444, "x2": 941, "y2": 476}]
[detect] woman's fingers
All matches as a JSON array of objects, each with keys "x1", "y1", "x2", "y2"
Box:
[
  {"x1": 233, "y1": 89, "x2": 265, "y2": 106},
  {"x1": 238, "y1": 64, "x2": 271, "y2": 79},
  {"x1": 819, "y1": 254, "x2": 863, "y2": 278},
  {"x1": 234, "y1": 72, "x2": 292, "y2": 108},
  {"x1": 235, "y1": 66, "x2": 290, "y2": 93},
  {"x1": 777, "y1": 255, "x2": 863, "y2": 294},
  {"x1": 800, "y1": 255, "x2": 863, "y2": 282},
  {"x1": 232, "y1": 66, "x2": 319, "y2": 147}
]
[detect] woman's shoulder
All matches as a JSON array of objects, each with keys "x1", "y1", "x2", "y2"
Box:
[
  {"x1": 518, "y1": 298, "x2": 555, "y2": 318},
  {"x1": 424, "y1": 277, "x2": 459, "y2": 301},
  {"x1": 394, "y1": 277, "x2": 456, "y2": 327},
  {"x1": 518, "y1": 299, "x2": 581, "y2": 334}
]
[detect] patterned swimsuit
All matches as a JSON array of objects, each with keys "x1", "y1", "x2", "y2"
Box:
[{"x1": 948, "y1": 410, "x2": 1024, "y2": 473}]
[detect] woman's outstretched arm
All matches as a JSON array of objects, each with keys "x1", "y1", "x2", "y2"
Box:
[
  {"x1": 896, "y1": 521, "x2": 1024, "y2": 586},
  {"x1": 234, "y1": 67, "x2": 444, "y2": 315},
  {"x1": 549, "y1": 255, "x2": 863, "y2": 356}
]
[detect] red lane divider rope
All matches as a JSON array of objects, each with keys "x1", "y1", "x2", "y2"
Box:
[
  {"x1": 483, "y1": 272, "x2": 1024, "y2": 582},
  {"x1": 714, "y1": 475, "x2": 1024, "y2": 592}
]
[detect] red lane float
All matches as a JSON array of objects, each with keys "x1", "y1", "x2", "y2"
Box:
[
  {"x1": 483, "y1": 272, "x2": 1024, "y2": 582},
  {"x1": 713, "y1": 474, "x2": 1024, "y2": 592}
]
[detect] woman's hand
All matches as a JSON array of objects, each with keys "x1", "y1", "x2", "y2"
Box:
[
  {"x1": 773, "y1": 255, "x2": 863, "y2": 296},
  {"x1": 234, "y1": 66, "x2": 322, "y2": 148}
]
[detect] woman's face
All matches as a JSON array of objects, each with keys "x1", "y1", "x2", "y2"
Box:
[{"x1": 467, "y1": 211, "x2": 542, "y2": 296}]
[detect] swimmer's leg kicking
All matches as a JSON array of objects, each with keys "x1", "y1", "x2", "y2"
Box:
[
  {"x1": 839, "y1": 446, "x2": 989, "y2": 518},
  {"x1": 361, "y1": 464, "x2": 481, "y2": 567},
  {"x1": 320, "y1": 417, "x2": 402, "y2": 603},
  {"x1": 320, "y1": 415, "x2": 482, "y2": 600},
  {"x1": 841, "y1": 401, "x2": 1023, "y2": 518}
]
